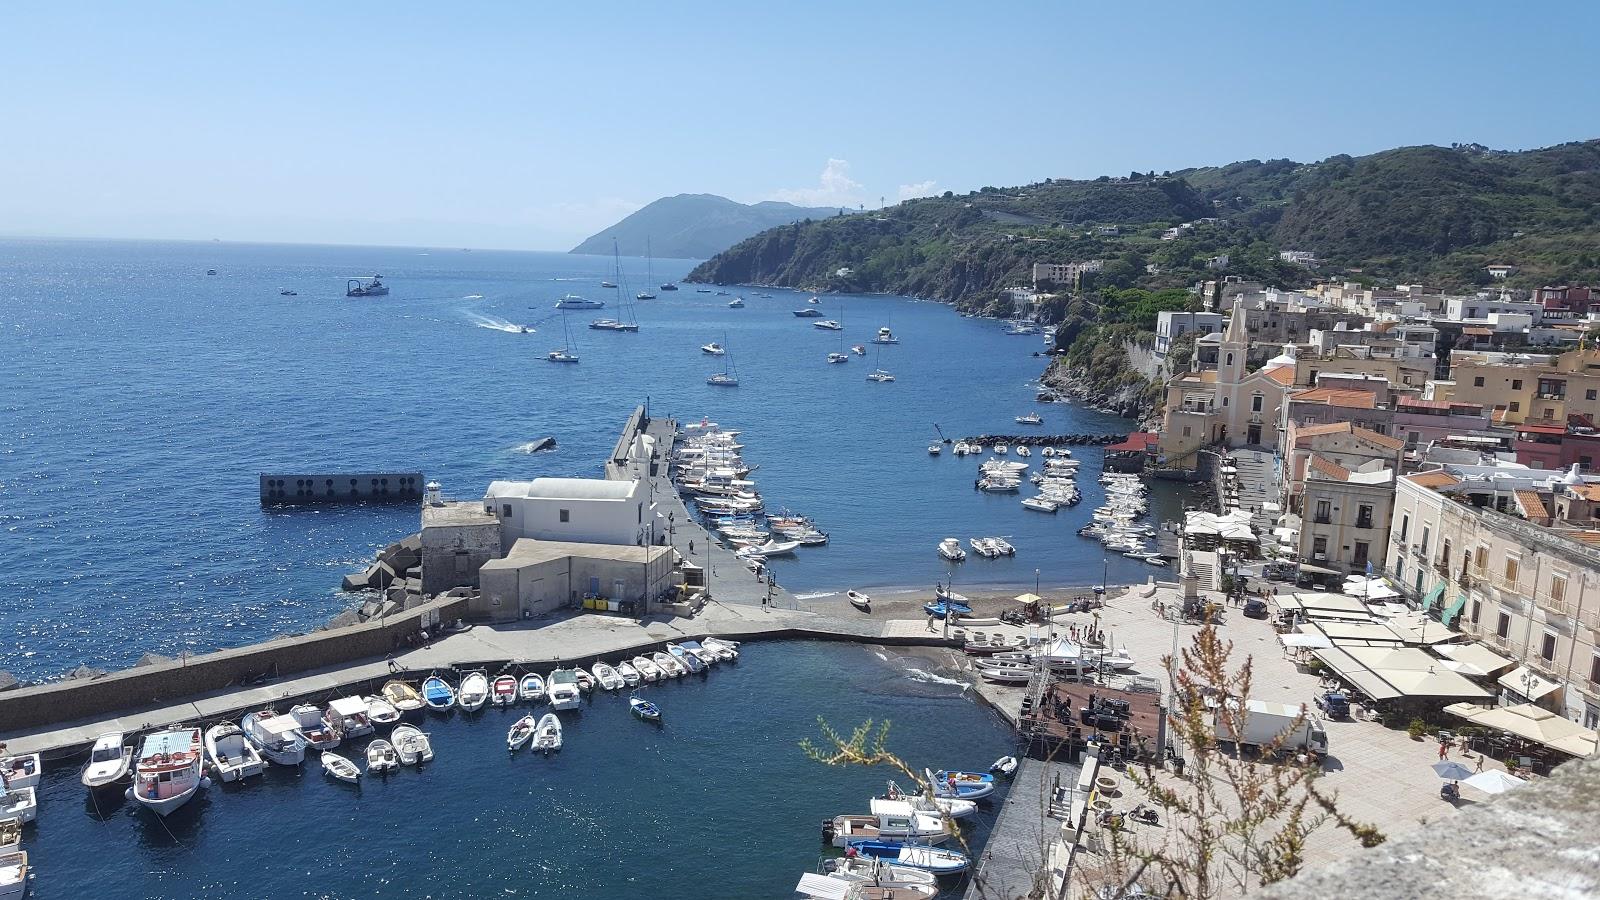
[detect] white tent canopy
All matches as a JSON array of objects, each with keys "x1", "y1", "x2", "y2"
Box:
[
  {"x1": 1497, "y1": 666, "x2": 1562, "y2": 701},
  {"x1": 1312, "y1": 646, "x2": 1494, "y2": 702},
  {"x1": 1444, "y1": 702, "x2": 1599, "y2": 757},
  {"x1": 1280, "y1": 632, "x2": 1335, "y2": 649},
  {"x1": 1434, "y1": 643, "x2": 1516, "y2": 678}
]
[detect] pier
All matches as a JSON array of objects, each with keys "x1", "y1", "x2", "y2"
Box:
[{"x1": 260, "y1": 471, "x2": 425, "y2": 505}]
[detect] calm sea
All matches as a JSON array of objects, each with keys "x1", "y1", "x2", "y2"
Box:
[{"x1": 0, "y1": 237, "x2": 1176, "y2": 682}]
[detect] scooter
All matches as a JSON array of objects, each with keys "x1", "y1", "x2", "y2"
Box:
[{"x1": 1130, "y1": 803, "x2": 1160, "y2": 826}]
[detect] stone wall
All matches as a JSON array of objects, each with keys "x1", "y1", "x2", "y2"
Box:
[{"x1": 0, "y1": 596, "x2": 466, "y2": 734}]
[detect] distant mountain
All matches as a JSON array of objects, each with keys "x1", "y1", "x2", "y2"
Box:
[{"x1": 570, "y1": 194, "x2": 849, "y2": 260}]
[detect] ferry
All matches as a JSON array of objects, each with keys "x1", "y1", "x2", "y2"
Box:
[
  {"x1": 346, "y1": 275, "x2": 389, "y2": 297},
  {"x1": 128, "y1": 727, "x2": 208, "y2": 817},
  {"x1": 555, "y1": 294, "x2": 605, "y2": 310}
]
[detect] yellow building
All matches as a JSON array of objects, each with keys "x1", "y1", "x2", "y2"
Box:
[
  {"x1": 1448, "y1": 348, "x2": 1600, "y2": 426},
  {"x1": 1156, "y1": 303, "x2": 1294, "y2": 473}
]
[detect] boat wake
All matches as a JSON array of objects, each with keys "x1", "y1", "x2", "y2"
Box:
[
  {"x1": 793, "y1": 591, "x2": 837, "y2": 601},
  {"x1": 462, "y1": 293, "x2": 484, "y2": 300},
  {"x1": 901, "y1": 667, "x2": 970, "y2": 691},
  {"x1": 468, "y1": 313, "x2": 530, "y2": 334}
]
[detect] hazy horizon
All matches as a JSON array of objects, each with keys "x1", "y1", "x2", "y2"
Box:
[{"x1": 5, "y1": 2, "x2": 1597, "y2": 252}]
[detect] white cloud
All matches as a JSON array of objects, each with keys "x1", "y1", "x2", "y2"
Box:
[
  {"x1": 770, "y1": 158, "x2": 864, "y2": 208},
  {"x1": 897, "y1": 180, "x2": 938, "y2": 201}
]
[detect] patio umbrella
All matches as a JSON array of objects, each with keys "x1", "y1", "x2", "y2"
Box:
[
  {"x1": 1013, "y1": 593, "x2": 1044, "y2": 605},
  {"x1": 1431, "y1": 760, "x2": 1475, "y2": 780},
  {"x1": 1463, "y1": 770, "x2": 1527, "y2": 795}
]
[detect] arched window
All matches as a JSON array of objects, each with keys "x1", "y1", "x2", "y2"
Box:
[{"x1": 1226, "y1": 352, "x2": 1234, "y2": 367}]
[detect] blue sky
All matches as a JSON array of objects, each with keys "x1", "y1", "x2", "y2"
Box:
[{"x1": 3, "y1": 2, "x2": 1596, "y2": 251}]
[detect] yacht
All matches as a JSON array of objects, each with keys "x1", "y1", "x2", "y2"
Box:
[
  {"x1": 727, "y1": 297, "x2": 745, "y2": 308},
  {"x1": 345, "y1": 275, "x2": 388, "y2": 297},
  {"x1": 657, "y1": 283, "x2": 677, "y2": 292},
  {"x1": 554, "y1": 294, "x2": 604, "y2": 310},
  {"x1": 873, "y1": 326, "x2": 899, "y2": 344},
  {"x1": 792, "y1": 308, "x2": 826, "y2": 318},
  {"x1": 1015, "y1": 413, "x2": 1043, "y2": 425},
  {"x1": 867, "y1": 369, "x2": 895, "y2": 382},
  {"x1": 588, "y1": 317, "x2": 639, "y2": 332},
  {"x1": 701, "y1": 342, "x2": 726, "y2": 355},
  {"x1": 827, "y1": 352, "x2": 849, "y2": 364},
  {"x1": 129, "y1": 728, "x2": 208, "y2": 817},
  {"x1": 706, "y1": 372, "x2": 739, "y2": 387},
  {"x1": 938, "y1": 538, "x2": 967, "y2": 561},
  {"x1": 600, "y1": 280, "x2": 617, "y2": 288},
  {"x1": 814, "y1": 319, "x2": 842, "y2": 330}
]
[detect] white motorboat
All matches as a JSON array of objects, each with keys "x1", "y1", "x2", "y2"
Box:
[
  {"x1": 204, "y1": 722, "x2": 265, "y2": 782},
  {"x1": 846, "y1": 841, "x2": 969, "y2": 875},
  {"x1": 1015, "y1": 413, "x2": 1043, "y2": 425},
  {"x1": 381, "y1": 680, "x2": 426, "y2": 713},
  {"x1": 547, "y1": 669, "x2": 582, "y2": 710},
  {"x1": 938, "y1": 538, "x2": 966, "y2": 561},
  {"x1": 826, "y1": 351, "x2": 849, "y2": 364},
  {"x1": 0, "y1": 790, "x2": 35, "y2": 826},
  {"x1": 632, "y1": 655, "x2": 663, "y2": 682},
  {"x1": 991, "y1": 537, "x2": 1015, "y2": 556},
  {"x1": 701, "y1": 638, "x2": 740, "y2": 662},
  {"x1": 701, "y1": 342, "x2": 726, "y2": 355},
  {"x1": 366, "y1": 739, "x2": 400, "y2": 774},
  {"x1": 728, "y1": 297, "x2": 744, "y2": 307},
  {"x1": 592, "y1": 662, "x2": 625, "y2": 691},
  {"x1": 491, "y1": 674, "x2": 518, "y2": 707},
  {"x1": 0, "y1": 850, "x2": 24, "y2": 898},
  {"x1": 927, "y1": 444, "x2": 941, "y2": 455},
  {"x1": 822, "y1": 856, "x2": 938, "y2": 896},
  {"x1": 1016, "y1": 445, "x2": 1031, "y2": 457},
  {"x1": 867, "y1": 369, "x2": 896, "y2": 382},
  {"x1": 978, "y1": 665, "x2": 1033, "y2": 684},
  {"x1": 615, "y1": 660, "x2": 642, "y2": 687},
  {"x1": 291, "y1": 703, "x2": 341, "y2": 750},
  {"x1": 877, "y1": 780, "x2": 977, "y2": 819},
  {"x1": 554, "y1": 294, "x2": 604, "y2": 309},
  {"x1": 679, "y1": 641, "x2": 719, "y2": 668},
  {"x1": 813, "y1": 319, "x2": 843, "y2": 330},
  {"x1": 128, "y1": 728, "x2": 208, "y2": 816},
  {"x1": 666, "y1": 643, "x2": 706, "y2": 674},
  {"x1": 507, "y1": 714, "x2": 536, "y2": 751},
  {"x1": 735, "y1": 539, "x2": 800, "y2": 559},
  {"x1": 533, "y1": 714, "x2": 563, "y2": 753},
  {"x1": 81, "y1": 731, "x2": 134, "y2": 789},
  {"x1": 847, "y1": 590, "x2": 871, "y2": 610},
  {"x1": 241, "y1": 709, "x2": 308, "y2": 766},
  {"x1": 1040, "y1": 446, "x2": 1055, "y2": 457},
  {"x1": 364, "y1": 694, "x2": 402, "y2": 726},
  {"x1": 872, "y1": 326, "x2": 899, "y2": 344},
  {"x1": 574, "y1": 667, "x2": 596, "y2": 693},
  {"x1": 1021, "y1": 496, "x2": 1059, "y2": 513},
  {"x1": 826, "y1": 811, "x2": 949, "y2": 848},
  {"x1": 321, "y1": 752, "x2": 361, "y2": 784},
  {"x1": 519, "y1": 672, "x2": 547, "y2": 703},
  {"x1": 994, "y1": 444, "x2": 1008, "y2": 454},
  {"x1": 0, "y1": 756, "x2": 38, "y2": 793},
  {"x1": 990, "y1": 756, "x2": 1020, "y2": 777},
  {"x1": 391, "y1": 724, "x2": 433, "y2": 765},
  {"x1": 652, "y1": 651, "x2": 686, "y2": 678},
  {"x1": 457, "y1": 671, "x2": 490, "y2": 711},
  {"x1": 326, "y1": 696, "x2": 374, "y2": 738}
]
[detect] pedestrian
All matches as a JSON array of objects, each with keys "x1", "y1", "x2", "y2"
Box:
[
  {"x1": 927, "y1": 615, "x2": 935, "y2": 633},
  {"x1": 1438, "y1": 740, "x2": 1448, "y2": 761},
  {"x1": 1474, "y1": 753, "x2": 1485, "y2": 773},
  {"x1": 689, "y1": 539, "x2": 695, "y2": 555}
]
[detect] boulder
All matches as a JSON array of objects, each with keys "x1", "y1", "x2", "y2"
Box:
[{"x1": 341, "y1": 565, "x2": 378, "y2": 592}]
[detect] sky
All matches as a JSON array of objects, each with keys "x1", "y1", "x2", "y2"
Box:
[{"x1": 3, "y1": 2, "x2": 1598, "y2": 251}]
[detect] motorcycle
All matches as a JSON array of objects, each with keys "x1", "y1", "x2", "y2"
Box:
[{"x1": 1130, "y1": 803, "x2": 1160, "y2": 826}]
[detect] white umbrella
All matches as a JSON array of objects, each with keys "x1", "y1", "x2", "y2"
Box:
[
  {"x1": 1279, "y1": 633, "x2": 1334, "y2": 649},
  {"x1": 1463, "y1": 770, "x2": 1526, "y2": 795},
  {"x1": 1431, "y1": 760, "x2": 1475, "y2": 780}
]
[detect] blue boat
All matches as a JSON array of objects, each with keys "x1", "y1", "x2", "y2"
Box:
[
  {"x1": 422, "y1": 675, "x2": 456, "y2": 711},
  {"x1": 845, "y1": 840, "x2": 969, "y2": 875},
  {"x1": 928, "y1": 768, "x2": 996, "y2": 800},
  {"x1": 629, "y1": 695, "x2": 661, "y2": 722},
  {"x1": 922, "y1": 599, "x2": 972, "y2": 619}
]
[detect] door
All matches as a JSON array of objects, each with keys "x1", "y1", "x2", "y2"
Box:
[
  {"x1": 589, "y1": 576, "x2": 600, "y2": 597},
  {"x1": 613, "y1": 578, "x2": 627, "y2": 600}
]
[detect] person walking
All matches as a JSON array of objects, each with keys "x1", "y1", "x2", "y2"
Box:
[
  {"x1": 1438, "y1": 740, "x2": 1449, "y2": 761},
  {"x1": 1474, "y1": 753, "x2": 1485, "y2": 773}
]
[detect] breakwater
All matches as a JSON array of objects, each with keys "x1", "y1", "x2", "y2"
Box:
[
  {"x1": 958, "y1": 432, "x2": 1125, "y2": 447},
  {"x1": 259, "y1": 471, "x2": 425, "y2": 505}
]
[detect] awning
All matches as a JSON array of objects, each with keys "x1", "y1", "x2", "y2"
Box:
[
  {"x1": 1013, "y1": 593, "x2": 1044, "y2": 605},
  {"x1": 1297, "y1": 561, "x2": 1341, "y2": 576},
  {"x1": 1434, "y1": 643, "x2": 1516, "y2": 677},
  {"x1": 1444, "y1": 701, "x2": 1600, "y2": 757},
  {"x1": 330, "y1": 696, "x2": 367, "y2": 717},
  {"x1": 1440, "y1": 594, "x2": 1467, "y2": 628},
  {"x1": 1421, "y1": 583, "x2": 1445, "y2": 611},
  {"x1": 1498, "y1": 666, "x2": 1561, "y2": 701},
  {"x1": 1280, "y1": 632, "x2": 1335, "y2": 649}
]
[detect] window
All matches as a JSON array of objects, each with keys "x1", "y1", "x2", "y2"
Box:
[
  {"x1": 501, "y1": 503, "x2": 512, "y2": 517},
  {"x1": 1475, "y1": 546, "x2": 1488, "y2": 572},
  {"x1": 1399, "y1": 514, "x2": 1410, "y2": 542},
  {"x1": 559, "y1": 508, "x2": 570, "y2": 523},
  {"x1": 1551, "y1": 574, "x2": 1568, "y2": 605},
  {"x1": 1541, "y1": 632, "x2": 1557, "y2": 662},
  {"x1": 1226, "y1": 352, "x2": 1234, "y2": 367},
  {"x1": 1591, "y1": 654, "x2": 1600, "y2": 685},
  {"x1": 1183, "y1": 426, "x2": 1192, "y2": 437},
  {"x1": 1420, "y1": 526, "x2": 1430, "y2": 555},
  {"x1": 1508, "y1": 401, "x2": 1520, "y2": 413},
  {"x1": 1512, "y1": 379, "x2": 1523, "y2": 390},
  {"x1": 1222, "y1": 396, "x2": 1228, "y2": 406},
  {"x1": 1473, "y1": 376, "x2": 1485, "y2": 387},
  {"x1": 1314, "y1": 499, "x2": 1332, "y2": 524},
  {"x1": 1441, "y1": 540, "x2": 1451, "y2": 567},
  {"x1": 1353, "y1": 542, "x2": 1370, "y2": 567},
  {"x1": 1252, "y1": 394, "x2": 1263, "y2": 413},
  {"x1": 1504, "y1": 556, "x2": 1520, "y2": 584},
  {"x1": 1356, "y1": 505, "x2": 1374, "y2": 529},
  {"x1": 1396, "y1": 559, "x2": 1405, "y2": 581},
  {"x1": 1470, "y1": 598, "x2": 1481, "y2": 625},
  {"x1": 1312, "y1": 536, "x2": 1328, "y2": 557},
  {"x1": 1496, "y1": 612, "x2": 1511, "y2": 639},
  {"x1": 1588, "y1": 389, "x2": 1598, "y2": 401}
]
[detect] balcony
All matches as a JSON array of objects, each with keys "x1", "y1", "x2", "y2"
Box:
[
  {"x1": 1490, "y1": 572, "x2": 1524, "y2": 593},
  {"x1": 1411, "y1": 545, "x2": 1429, "y2": 561},
  {"x1": 1355, "y1": 517, "x2": 1374, "y2": 530},
  {"x1": 1539, "y1": 593, "x2": 1572, "y2": 617}
]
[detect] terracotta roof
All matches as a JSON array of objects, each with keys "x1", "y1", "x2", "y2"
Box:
[
  {"x1": 1569, "y1": 484, "x2": 1600, "y2": 502},
  {"x1": 1563, "y1": 530, "x2": 1600, "y2": 547},
  {"x1": 1516, "y1": 424, "x2": 1567, "y2": 435},
  {"x1": 1307, "y1": 455, "x2": 1351, "y2": 481},
  {"x1": 1514, "y1": 490, "x2": 1550, "y2": 520},
  {"x1": 1492, "y1": 407, "x2": 1515, "y2": 425},
  {"x1": 1397, "y1": 397, "x2": 1451, "y2": 410},
  {"x1": 1264, "y1": 366, "x2": 1296, "y2": 385},
  {"x1": 1357, "y1": 427, "x2": 1406, "y2": 450},
  {"x1": 1406, "y1": 470, "x2": 1462, "y2": 489},
  {"x1": 1289, "y1": 388, "x2": 1378, "y2": 409},
  {"x1": 1462, "y1": 327, "x2": 1494, "y2": 336},
  {"x1": 1291, "y1": 421, "x2": 1404, "y2": 451},
  {"x1": 1106, "y1": 432, "x2": 1160, "y2": 452}
]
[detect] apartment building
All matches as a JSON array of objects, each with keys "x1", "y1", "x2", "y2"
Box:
[
  {"x1": 1296, "y1": 456, "x2": 1395, "y2": 576},
  {"x1": 1448, "y1": 347, "x2": 1600, "y2": 426}
]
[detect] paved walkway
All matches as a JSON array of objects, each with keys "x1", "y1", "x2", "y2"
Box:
[{"x1": 966, "y1": 757, "x2": 1078, "y2": 900}]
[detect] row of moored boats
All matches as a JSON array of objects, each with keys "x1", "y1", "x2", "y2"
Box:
[
  {"x1": 676, "y1": 420, "x2": 829, "y2": 560},
  {"x1": 1078, "y1": 472, "x2": 1166, "y2": 565}
]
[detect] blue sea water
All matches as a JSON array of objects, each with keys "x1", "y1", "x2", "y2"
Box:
[
  {"x1": 18, "y1": 641, "x2": 1016, "y2": 899},
  {"x1": 0, "y1": 237, "x2": 1177, "y2": 682}
]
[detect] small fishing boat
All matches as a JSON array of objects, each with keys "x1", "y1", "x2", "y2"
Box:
[
  {"x1": 547, "y1": 669, "x2": 582, "y2": 710},
  {"x1": 0, "y1": 850, "x2": 26, "y2": 899},
  {"x1": 533, "y1": 714, "x2": 563, "y2": 753},
  {"x1": 937, "y1": 538, "x2": 966, "y2": 562},
  {"x1": 652, "y1": 651, "x2": 686, "y2": 678},
  {"x1": 382, "y1": 680, "x2": 426, "y2": 713},
  {"x1": 822, "y1": 856, "x2": 939, "y2": 895},
  {"x1": 391, "y1": 724, "x2": 433, "y2": 765},
  {"x1": 701, "y1": 638, "x2": 740, "y2": 662},
  {"x1": 678, "y1": 641, "x2": 718, "y2": 667},
  {"x1": 990, "y1": 756, "x2": 1019, "y2": 777},
  {"x1": 928, "y1": 769, "x2": 995, "y2": 800},
  {"x1": 366, "y1": 739, "x2": 399, "y2": 775},
  {"x1": 573, "y1": 667, "x2": 596, "y2": 693},
  {"x1": 204, "y1": 722, "x2": 265, "y2": 782},
  {"x1": 422, "y1": 674, "x2": 456, "y2": 711},
  {"x1": 321, "y1": 752, "x2": 361, "y2": 784},
  {"x1": 241, "y1": 710, "x2": 308, "y2": 766},
  {"x1": 928, "y1": 444, "x2": 941, "y2": 455},
  {"x1": 977, "y1": 665, "x2": 1032, "y2": 684},
  {"x1": 291, "y1": 703, "x2": 341, "y2": 750},
  {"x1": 1016, "y1": 445, "x2": 1031, "y2": 457},
  {"x1": 519, "y1": 672, "x2": 547, "y2": 703},
  {"x1": 491, "y1": 674, "x2": 518, "y2": 707},
  {"x1": 326, "y1": 696, "x2": 374, "y2": 739},
  {"x1": 845, "y1": 841, "x2": 969, "y2": 875},
  {"x1": 457, "y1": 671, "x2": 490, "y2": 711},
  {"x1": 847, "y1": 590, "x2": 871, "y2": 610},
  {"x1": 507, "y1": 714, "x2": 536, "y2": 751},
  {"x1": 615, "y1": 660, "x2": 642, "y2": 686},
  {"x1": 592, "y1": 662, "x2": 625, "y2": 691},
  {"x1": 0, "y1": 756, "x2": 38, "y2": 793},
  {"x1": 633, "y1": 655, "x2": 663, "y2": 682},
  {"x1": 128, "y1": 728, "x2": 208, "y2": 816},
  {"x1": 629, "y1": 694, "x2": 662, "y2": 722},
  {"x1": 0, "y1": 791, "x2": 35, "y2": 827},
  {"x1": 81, "y1": 732, "x2": 135, "y2": 789},
  {"x1": 1015, "y1": 413, "x2": 1043, "y2": 425},
  {"x1": 364, "y1": 694, "x2": 402, "y2": 726}
]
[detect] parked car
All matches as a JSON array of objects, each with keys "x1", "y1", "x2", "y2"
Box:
[
  {"x1": 1316, "y1": 691, "x2": 1350, "y2": 719},
  {"x1": 1242, "y1": 598, "x2": 1269, "y2": 619}
]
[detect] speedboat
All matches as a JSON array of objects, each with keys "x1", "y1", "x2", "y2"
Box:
[
  {"x1": 321, "y1": 752, "x2": 361, "y2": 784},
  {"x1": 326, "y1": 696, "x2": 374, "y2": 739},
  {"x1": 814, "y1": 319, "x2": 843, "y2": 330},
  {"x1": 994, "y1": 444, "x2": 1008, "y2": 455},
  {"x1": 845, "y1": 841, "x2": 969, "y2": 875},
  {"x1": 793, "y1": 308, "x2": 825, "y2": 317},
  {"x1": 701, "y1": 342, "x2": 726, "y2": 355},
  {"x1": 547, "y1": 669, "x2": 582, "y2": 710},
  {"x1": 1015, "y1": 413, "x2": 1043, "y2": 425},
  {"x1": 928, "y1": 768, "x2": 996, "y2": 800},
  {"x1": 291, "y1": 703, "x2": 341, "y2": 750},
  {"x1": 630, "y1": 694, "x2": 662, "y2": 722},
  {"x1": 827, "y1": 351, "x2": 849, "y2": 364},
  {"x1": 81, "y1": 732, "x2": 134, "y2": 789},
  {"x1": 937, "y1": 538, "x2": 966, "y2": 562},
  {"x1": 679, "y1": 641, "x2": 719, "y2": 667},
  {"x1": 735, "y1": 539, "x2": 800, "y2": 559},
  {"x1": 877, "y1": 781, "x2": 976, "y2": 819},
  {"x1": 391, "y1": 724, "x2": 433, "y2": 765},
  {"x1": 847, "y1": 590, "x2": 871, "y2": 610},
  {"x1": 592, "y1": 662, "x2": 625, "y2": 691},
  {"x1": 615, "y1": 660, "x2": 642, "y2": 686},
  {"x1": 633, "y1": 655, "x2": 663, "y2": 682},
  {"x1": 927, "y1": 444, "x2": 941, "y2": 455},
  {"x1": 533, "y1": 714, "x2": 563, "y2": 753},
  {"x1": 867, "y1": 369, "x2": 896, "y2": 382},
  {"x1": 652, "y1": 651, "x2": 686, "y2": 678},
  {"x1": 366, "y1": 739, "x2": 399, "y2": 775},
  {"x1": 1016, "y1": 445, "x2": 1031, "y2": 457},
  {"x1": 241, "y1": 709, "x2": 308, "y2": 766},
  {"x1": 0, "y1": 756, "x2": 38, "y2": 793},
  {"x1": 728, "y1": 297, "x2": 744, "y2": 308},
  {"x1": 519, "y1": 672, "x2": 547, "y2": 703},
  {"x1": 422, "y1": 674, "x2": 456, "y2": 711},
  {"x1": 700, "y1": 638, "x2": 740, "y2": 662},
  {"x1": 365, "y1": 694, "x2": 402, "y2": 726},
  {"x1": 128, "y1": 728, "x2": 208, "y2": 816},
  {"x1": 554, "y1": 294, "x2": 604, "y2": 309},
  {"x1": 808, "y1": 295, "x2": 821, "y2": 304},
  {"x1": 872, "y1": 326, "x2": 899, "y2": 344},
  {"x1": 991, "y1": 537, "x2": 1015, "y2": 556},
  {"x1": 457, "y1": 671, "x2": 490, "y2": 711},
  {"x1": 970, "y1": 537, "x2": 1000, "y2": 559},
  {"x1": 204, "y1": 722, "x2": 265, "y2": 782},
  {"x1": 1022, "y1": 496, "x2": 1059, "y2": 513},
  {"x1": 507, "y1": 714, "x2": 536, "y2": 751},
  {"x1": 852, "y1": 344, "x2": 866, "y2": 355},
  {"x1": 826, "y1": 812, "x2": 948, "y2": 848},
  {"x1": 491, "y1": 674, "x2": 518, "y2": 707},
  {"x1": 382, "y1": 680, "x2": 426, "y2": 713},
  {"x1": 0, "y1": 790, "x2": 35, "y2": 826}
]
